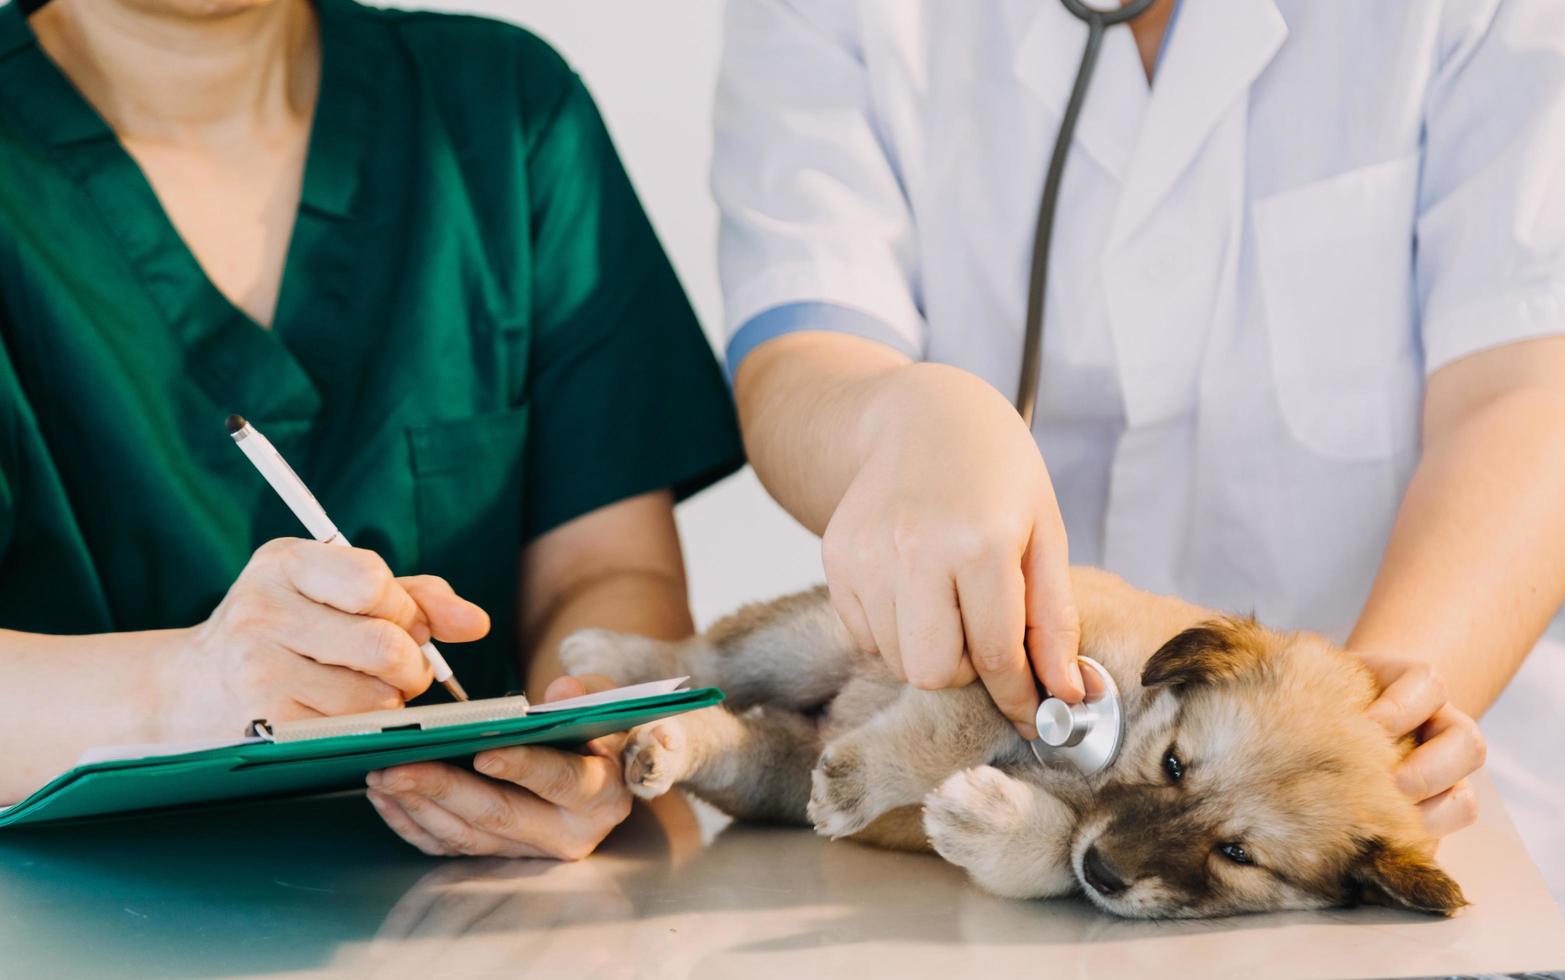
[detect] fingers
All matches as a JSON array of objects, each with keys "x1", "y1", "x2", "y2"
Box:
[
  {"x1": 827, "y1": 581, "x2": 878, "y2": 659},
  {"x1": 400, "y1": 575, "x2": 491, "y2": 644},
  {"x1": 544, "y1": 675, "x2": 628, "y2": 757},
  {"x1": 822, "y1": 521, "x2": 909, "y2": 680},
  {"x1": 1021, "y1": 504, "x2": 1082, "y2": 702},
  {"x1": 1394, "y1": 703, "x2": 1487, "y2": 803},
  {"x1": 896, "y1": 565, "x2": 965, "y2": 689},
  {"x1": 244, "y1": 539, "x2": 489, "y2": 701},
  {"x1": 1417, "y1": 779, "x2": 1481, "y2": 838},
  {"x1": 545, "y1": 674, "x2": 616, "y2": 701},
  {"x1": 368, "y1": 785, "x2": 544, "y2": 859},
  {"x1": 273, "y1": 539, "x2": 426, "y2": 634},
  {"x1": 284, "y1": 656, "x2": 404, "y2": 716},
  {"x1": 274, "y1": 600, "x2": 432, "y2": 698},
  {"x1": 956, "y1": 560, "x2": 1038, "y2": 738},
  {"x1": 366, "y1": 790, "x2": 454, "y2": 856},
  {"x1": 474, "y1": 745, "x2": 622, "y2": 810},
  {"x1": 1365, "y1": 659, "x2": 1447, "y2": 737},
  {"x1": 861, "y1": 589, "x2": 905, "y2": 680},
  {"x1": 369, "y1": 759, "x2": 630, "y2": 861},
  {"x1": 545, "y1": 675, "x2": 590, "y2": 703}
]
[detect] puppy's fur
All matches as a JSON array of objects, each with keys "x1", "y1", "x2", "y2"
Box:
[{"x1": 562, "y1": 568, "x2": 1465, "y2": 919}]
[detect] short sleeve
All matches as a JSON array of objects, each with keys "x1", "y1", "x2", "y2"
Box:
[
  {"x1": 522, "y1": 73, "x2": 743, "y2": 540},
  {"x1": 1416, "y1": 0, "x2": 1565, "y2": 374},
  {"x1": 713, "y1": 0, "x2": 927, "y2": 370}
]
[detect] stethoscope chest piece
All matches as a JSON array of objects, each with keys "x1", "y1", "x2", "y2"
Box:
[{"x1": 1029, "y1": 656, "x2": 1125, "y2": 776}]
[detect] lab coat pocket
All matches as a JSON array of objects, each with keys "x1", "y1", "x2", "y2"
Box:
[
  {"x1": 1253, "y1": 155, "x2": 1423, "y2": 460},
  {"x1": 408, "y1": 404, "x2": 530, "y2": 608}
]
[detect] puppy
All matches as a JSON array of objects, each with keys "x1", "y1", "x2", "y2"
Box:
[{"x1": 561, "y1": 568, "x2": 1465, "y2": 919}]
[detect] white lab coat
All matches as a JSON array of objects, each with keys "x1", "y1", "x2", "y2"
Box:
[{"x1": 714, "y1": 0, "x2": 1565, "y2": 902}]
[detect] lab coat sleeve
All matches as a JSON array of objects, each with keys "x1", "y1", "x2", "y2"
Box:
[
  {"x1": 1416, "y1": 0, "x2": 1565, "y2": 374},
  {"x1": 713, "y1": 0, "x2": 927, "y2": 369}
]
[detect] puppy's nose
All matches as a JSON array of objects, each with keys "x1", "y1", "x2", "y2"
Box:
[{"x1": 1083, "y1": 844, "x2": 1128, "y2": 896}]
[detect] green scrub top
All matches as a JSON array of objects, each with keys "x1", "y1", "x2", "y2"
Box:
[{"x1": 0, "y1": 0, "x2": 743, "y2": 698}]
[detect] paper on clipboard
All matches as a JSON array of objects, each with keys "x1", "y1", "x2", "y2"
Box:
[{"x1": 528, "y1": 677, "x2": 690, "y2": 713}]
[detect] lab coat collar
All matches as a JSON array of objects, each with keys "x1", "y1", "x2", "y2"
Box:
[
  {"x1": 1008, "y1": 0, "x2": 1150, "y2": 182},
  {"x1": 1108, "y1": 0, "x2": 1288, "y2": 248}
]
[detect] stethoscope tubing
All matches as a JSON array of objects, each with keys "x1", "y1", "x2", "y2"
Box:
[{"x1": 1016, "y1": 0, "x2": 1159, "y2": 427}]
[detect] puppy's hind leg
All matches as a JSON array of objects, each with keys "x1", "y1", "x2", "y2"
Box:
[
  {"x1": 558, "y1": 629, "x2": 694, "y2": 688},
  {"x1": 808, "y1": 685, "x2": 1017, "y2": 838},
  {"x1": 561, "y1": 587, "x2": 868, "y2": 712},
  {"x1": 622, "y1": 705, "x2": 821, "y2": 824}
]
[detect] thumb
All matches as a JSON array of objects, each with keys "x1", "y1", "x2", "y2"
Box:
[
  {"x1": 544, "y1": 673, "x2": 618, "y2": 702},
  {"x1": 399, "y1": 575, "x2": 491, "y2": 644},
  {"x1": 544, "y1": 674, "x2": 628, "y2": 757},
  {"x1": 1023, "y1": 505, "x2": 1084, "y2": 703}
]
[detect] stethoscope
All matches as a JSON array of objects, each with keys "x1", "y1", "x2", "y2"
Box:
[{"x1": 1021, "y1": 0, "x2": 1157, "y2": 777}]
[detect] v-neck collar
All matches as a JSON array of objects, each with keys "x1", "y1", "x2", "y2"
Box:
[
  {"x1": 0, "y1": 0, "x2": 386, "y2": 430},
  {"x1": 0, "y1": 0, "x2": 376, "y2": 214}
]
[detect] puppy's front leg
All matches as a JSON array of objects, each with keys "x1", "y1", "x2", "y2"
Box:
[
  {"x1": 622, "y1": 705, "x2": 821, "y2": 824},
  {"x1": 808, "y1": 684, "x2": 1016, "y2": 838},
  {"x1": 923, "y1": 766, "x2": 1079, "y2": 899}
]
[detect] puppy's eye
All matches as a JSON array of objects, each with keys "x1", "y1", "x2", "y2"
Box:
[
  {"x1": 1217, "y1": 842, "x2": 1253, "y2": 865},
  {"x1": 1162, "y1": 747, "x2": 1184, "y2": 783}
]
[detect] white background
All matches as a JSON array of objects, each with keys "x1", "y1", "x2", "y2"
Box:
[{"x1": 400, "y1": 0, "x2": 823, "y2": 625}]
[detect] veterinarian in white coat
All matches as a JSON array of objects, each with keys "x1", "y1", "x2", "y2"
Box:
[{"x1": 716, "y1": 0, "x2": 1565, "y2": 904}]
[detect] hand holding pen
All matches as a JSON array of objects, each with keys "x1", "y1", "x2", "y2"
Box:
[
  {"x1": 227, "y1": 415, "x2": 473, "y2": 702},
  {"x1": 154, "y1": 417, "x2": 488, "y2": 741}
]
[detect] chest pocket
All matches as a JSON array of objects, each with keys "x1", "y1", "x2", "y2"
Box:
[
  {"x1": 1252, "y1": 155, "x2": 1424, "y2": 460},
  {"x1": 408, "y1": 403, "x2": 530, "y2": 632}
]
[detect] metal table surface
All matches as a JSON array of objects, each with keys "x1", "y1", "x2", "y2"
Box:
[{"x1": 0, "y1": 774, "x2": 1559, "y2": 979}]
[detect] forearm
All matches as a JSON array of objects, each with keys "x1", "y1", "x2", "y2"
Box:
[
  {"x1": 522, "y1": 569, "x2": 694, "y2": 696},
  {"x1": 0, "y1": 627, "x2": 179, "y2": 801},
  {"x1": 1350, "y1": 379, "x2": 1565, "y2": 718},
  {"x1": 518, "y1": 491, "x2": 698, "y2": 697},
  {"x1": 733, "y1": 332, "x2": 912, "y2": 535}
]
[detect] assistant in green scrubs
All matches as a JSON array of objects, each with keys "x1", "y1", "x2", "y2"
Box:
[{"x1": 0, "y1": 0, "x2": 742, "y2": 699}]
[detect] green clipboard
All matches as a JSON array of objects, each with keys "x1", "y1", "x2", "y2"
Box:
[{"x1": 0, "y1": 687, "x2": 723, "y2": 828}]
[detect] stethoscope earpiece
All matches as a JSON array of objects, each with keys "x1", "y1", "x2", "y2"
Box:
[{"x1": 1029, "y1": 656, "x2": 1125, "y2": 775}]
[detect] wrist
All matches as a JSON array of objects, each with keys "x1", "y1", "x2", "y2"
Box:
[
  {"x1": 858, "y1": 363, "x2": 1023, "y2": 459},
  {"x1": 144, "y1": 626, "x2": 199, "y2": 743}
]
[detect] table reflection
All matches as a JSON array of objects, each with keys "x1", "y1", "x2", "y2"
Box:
[{"x1": 0, "y1": 782, "x2": 1529, "y2": 979}]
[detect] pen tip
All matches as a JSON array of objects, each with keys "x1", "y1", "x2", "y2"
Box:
[{"x1": 225, "y1": 414, "x2": 247, "y2": 436}]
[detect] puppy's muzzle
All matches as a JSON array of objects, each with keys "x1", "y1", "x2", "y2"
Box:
[{"x1": 1083, "y1": 844, "x2": 1129, "y2": 896}]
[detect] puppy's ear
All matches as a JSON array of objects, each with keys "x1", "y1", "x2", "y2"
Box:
[
  {"x1": 1141, "y1": 617, "x2": 1267, "y2": 688},
  {"x1": 1347, "y1": 839, "x2": 1467, "y2": 916}
]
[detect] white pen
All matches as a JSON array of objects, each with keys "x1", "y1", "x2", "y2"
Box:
[{"x1": 225, "y1": 414, "x2": 470, "y2": 702}]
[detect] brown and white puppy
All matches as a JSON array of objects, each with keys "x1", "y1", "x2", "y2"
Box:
[{"x1": 561, "y1": 568, "x2": 1465, "y2": 919}]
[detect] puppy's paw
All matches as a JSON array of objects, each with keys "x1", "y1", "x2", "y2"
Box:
[
  {"x1": 558, "y1": 628, "x2": 637, "y2": 683},
  {"x1": 807, "y1": 743, "x2": 877, "y2": 838},
  {"x1": 923, "y1": 767, "x2": 1077, "y2": 900},
  {"x1": 621, "y1": 720, "x2": 690, "y2": 800},
  {"x1": 923, "y1": 766, "x2": 1029, "y2": 867}
]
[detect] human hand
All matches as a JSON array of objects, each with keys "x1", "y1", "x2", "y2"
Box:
[
  {"x1": 1356, "y1": 651, "x2": 1486, "y2": 836},
  {"x1": 822, "y1": 363, "x2": 1082, "y2": 738},
  {"x1": 366, "y1": 674, "x2": 634, "y2": 859},
  {"x1": 167, "y1": 537, "x2": 490, "y2": 739}
]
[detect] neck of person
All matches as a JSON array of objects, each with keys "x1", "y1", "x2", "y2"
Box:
[{"x1": 28, "y1": 0, "x2": 318, "y2": 145}]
